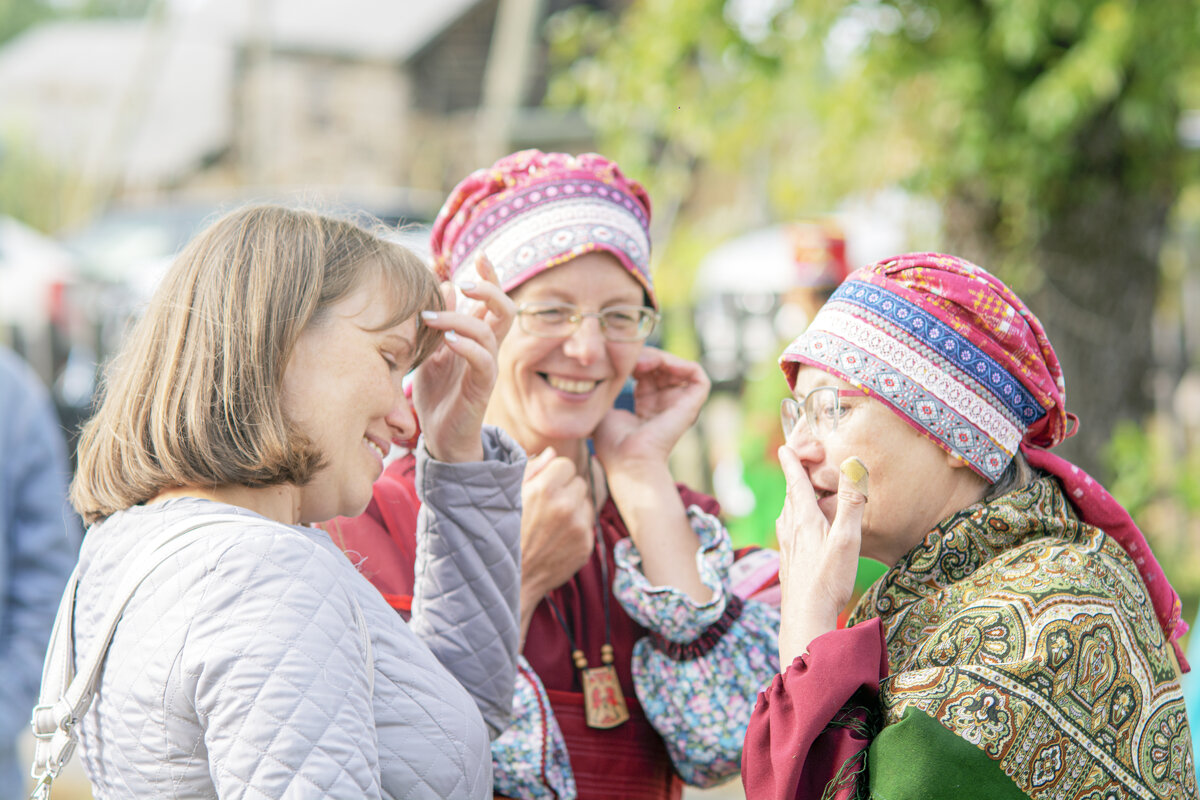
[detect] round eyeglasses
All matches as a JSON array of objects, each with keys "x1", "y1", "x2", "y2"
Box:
[
  {"x1": 516, "y1": 302, "x2": 659, "y2": 342},
  {"x1": 781, "y1": 386, "x2": 869, "y2": 440}
]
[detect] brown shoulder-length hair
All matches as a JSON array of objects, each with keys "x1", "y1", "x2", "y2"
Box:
[{"x1": 71, "y1": 204, "x2": 444, "y2": 525}]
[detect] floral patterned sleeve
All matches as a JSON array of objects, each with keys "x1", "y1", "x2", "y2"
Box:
[
  {"x1": 612, "y1": 505, "x2": 730, "y2": 640},
  {"x1": 613, "y1": 506, "x2": 783, "y2": 787},
  {"x1": 491, "y1": 656, "x2": 575, "y2": 800}
]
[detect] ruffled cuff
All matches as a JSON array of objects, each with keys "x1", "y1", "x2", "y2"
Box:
[
  {"x1": 491, "y1": 656, "x2": 575, "y2": 800},
  {"x1": 633, "y1": 599, "x2": 782, "y2": 787},
  {"x1": 612, "y1": 505, "x2": 730, "y2": 643}
]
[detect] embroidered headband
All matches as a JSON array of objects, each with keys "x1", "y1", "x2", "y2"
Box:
[
  {"x1": 779, "y1": 252, "x2": 1073, "y2": 482},
  {"x1": 429, "y1": 149, "x2": 656, "y2": 307}
]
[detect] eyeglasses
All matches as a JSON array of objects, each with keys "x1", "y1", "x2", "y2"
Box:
[
  {"x1": 516, "y1": 302, "x2": 659, "y2": 342},
  {"x1": 781, "y1": 386, "x2": 869, "y2": 440}
]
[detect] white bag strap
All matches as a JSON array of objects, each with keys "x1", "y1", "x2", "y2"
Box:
[{"x1": 28, "y1": 513, "x2": 248, "y2": 799}]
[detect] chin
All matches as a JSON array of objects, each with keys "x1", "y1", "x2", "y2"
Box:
[
  {"x1": 533, "y1": 411, "x2": 607, "y2": 441},
  {"x1": 342, "y1": 490, "x2": 374, "y2": 520}
]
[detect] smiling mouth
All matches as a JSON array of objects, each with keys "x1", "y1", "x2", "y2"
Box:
[
  {"x1": 544, "y1": 375, "x2": 600, "y2": 395},
  {"x1": 365, "y1": 438, "x2": 387, "y2": 460}
]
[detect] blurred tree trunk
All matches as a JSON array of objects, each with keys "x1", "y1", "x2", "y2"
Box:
[{"x1": 945, "y1": 110, "x2": 1173, "y2": 481}]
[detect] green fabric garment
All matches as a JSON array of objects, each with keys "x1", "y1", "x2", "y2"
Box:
[
  {"x1": 868, "y1": 707, "x2": 1026, "y2": 800},
  {"x1": 847, "y1": 477, "x2": 1196, "y2": 800}
]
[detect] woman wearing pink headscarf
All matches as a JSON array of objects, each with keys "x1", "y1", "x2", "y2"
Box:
[
  {"x1": 329, "y1": 151, "x2": 781, "y2": 799},
  {"x1": 744, "y1": 253, "x2": 1195, "y2": 798}
]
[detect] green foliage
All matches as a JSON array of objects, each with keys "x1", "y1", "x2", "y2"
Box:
[
  {"x1": 0, "y1": 0, "x2": 54, "y2": 44},
  {"x1": 1105, "y1": 417, "x2": 1200, "y2": 600},
  {"x1": 549, "y1": 0, "x2": 1200, "y2": 267},
  {"x1": 0, "y1": 0, "x2": 152, "y2": 229},
  {"x1": 0, "y1": 134, "x2": 82, "y2": 232},
  {"x1": 0, "y1": 0, "x2": 153, "y2": 45},
  {"x1": 1107, "y1": 419, "x2": 1200, "y2": 522}
]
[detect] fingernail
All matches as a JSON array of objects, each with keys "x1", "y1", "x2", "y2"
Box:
[
  {"x1": 457, "y1": 280, "x2": 477, "y2": 291},
  {"x1": 420, "y1": 310, "x2": 438, "y2": 321},
  {"x1": 444, "y1": 330, "x2": 459, "y2": 342}
]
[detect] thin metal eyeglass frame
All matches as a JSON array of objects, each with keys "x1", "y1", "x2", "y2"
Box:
[
  {"x1": 780, "y1": 387, "x2": 869, "y2": 440},
  {"x1": 515, "y1": 302, "x2": 660, "y2": 342}
]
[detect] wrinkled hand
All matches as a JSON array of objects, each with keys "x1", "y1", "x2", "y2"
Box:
[
  {"x1": 412, "y1": 255, "x2": 515, "y2": 462},
  {"x1": 775, "y1": 444, "x2": 866, "y2": 669},
  {"x1": 519, "y1": 448, "x2": 595, "y2": 602},
  {"x1": 593, "y1": 347, "x2": 710, "y2": 471}
]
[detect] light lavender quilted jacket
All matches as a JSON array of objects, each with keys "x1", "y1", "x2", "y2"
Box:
[{"x1": 71, "y1": 428, "x2": 523, "y2": 799}]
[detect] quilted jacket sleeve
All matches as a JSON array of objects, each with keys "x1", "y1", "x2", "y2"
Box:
[{"x1": 409, "y1": 425, "x2": 524, "y2": 738}]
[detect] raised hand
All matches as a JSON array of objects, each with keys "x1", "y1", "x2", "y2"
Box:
[
  {"x1": 591, "y1": 348, "x2": 713, "y2": 603},
  {"x1": 412, "y1": 255, "x2": 515, "y2": 462},
  {"x1": 592, "y1": 347, "x2": 710, "y2": 471},
  {"x1": 517, "y1": 447, "x2": 596, "y2": 641},
  {"x1": 775, "y1": 445, "x2": 866, "y2": 670}
]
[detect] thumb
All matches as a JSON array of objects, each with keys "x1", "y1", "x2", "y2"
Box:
[
  {"x1": 834, "y1": 456, "x2": 869, "y2": 531},
  {"x1": 525, "y1": 446, "x2": 556, "y2": 480}
]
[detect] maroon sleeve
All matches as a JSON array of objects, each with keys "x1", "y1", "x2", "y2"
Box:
[
  {"x1": 676, "y1": 483, "x2": 721, "y2": 517},
  {"x1": 322, "y1": 453, "x2": 421, "y2": 616},
  {"x1": 742, "y1": 618, "x2": 888, "y2": 800}
]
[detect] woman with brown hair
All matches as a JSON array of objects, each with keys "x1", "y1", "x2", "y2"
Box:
[{"x1": 45, "y1": 204, "x2": 524, "y2": 799}]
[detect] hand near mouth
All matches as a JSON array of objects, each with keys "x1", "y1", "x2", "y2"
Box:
[{"x1": 774, "y1": 445, "x2": 868, "y2": 670}]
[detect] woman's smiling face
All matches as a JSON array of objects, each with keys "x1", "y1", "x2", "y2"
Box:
[
  {"x1": 485, "y1": 251, "x2": 646, "y2": 454},
  {"x1": 785, "y1": 365, "x2": 988, "y2": 566},
  {"x1": 280, "y1": 274, "x2": 419, "y2": 524}
]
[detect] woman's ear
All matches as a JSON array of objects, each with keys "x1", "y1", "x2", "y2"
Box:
[
  {"x1": 944, "y1": 450, "x2": 970, "y2": 470},
  {"x1": 944, "y1": 449, "x2": 990, "y2": 495}
]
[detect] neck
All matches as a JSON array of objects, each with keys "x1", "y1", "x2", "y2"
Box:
[
  {"x1": 150, "y1": 483, "x2": 302, "y2": 526},
  {"x1": 483, "y1": 403, "x2": 593, "y2": 478}
]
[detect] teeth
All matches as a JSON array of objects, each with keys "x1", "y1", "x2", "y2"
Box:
[
  {"x1": 366, "y1": 439, "x2": 387, "y2": 459},
  {"x1": 546, "y1": 376, "x2": 598, "y2": 394}
]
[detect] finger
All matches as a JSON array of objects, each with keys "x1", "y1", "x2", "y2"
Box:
[
  {"x1": 458, "y1": 277, "x2": 516, "y2": 339},
  {"x1": 475, "y1": 252, "x2": 500, "y2": 286},
  {"x1": 777, "y1": 445, "x2": 827, "y2": 530},
  {"x1": 631, "y1": 349, "x2": 707, "y2": 389},
  {"x1": 432, "y1": 327, "x2": 497, "y2": 384},
  {"x1": 525, "y1": 447, "x2": 557, "y2": 480},
  {"x1": 525, "y1": 454, "x2": 578, "y2": 491},
  {"x1": 472, "y1": 253, "x2": 496, "y2": 284},
  {"x1": 633, "y1": 347, "x2": 665, "y2": 373},
  {"x1": 439, "y1": 281, "x2": 458, "y2": 313},
  {"x1": 420, "y1": 308, "x2": 496, "y2": 350},
  {"x1": 830, "y1": 457, "x2": 868, "y2": 546}
]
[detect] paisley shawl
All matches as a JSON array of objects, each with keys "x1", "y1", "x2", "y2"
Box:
[{"x1": 847, "y1": 477, "x2": 1195, "y2": 799}]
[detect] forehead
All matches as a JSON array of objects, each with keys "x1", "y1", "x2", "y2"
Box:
[
  {"x1": 330, "y1": 277, "x2": 416, "y2": 335},
  {"x1": 511, "y1": 251, "x2": 642, "y2": 301},
  {"x1": 792, "y1": 365, "x2": 855, "y2": 397}
]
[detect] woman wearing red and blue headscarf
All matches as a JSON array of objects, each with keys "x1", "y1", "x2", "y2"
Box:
[{"x1": 745, "y1": 253, "x2": 1194, "y2": 799}]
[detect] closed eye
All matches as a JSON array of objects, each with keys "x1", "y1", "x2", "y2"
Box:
[{"x1": 530, "y1": 305, "x2": 571, "y2": 323}]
